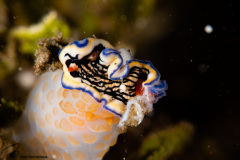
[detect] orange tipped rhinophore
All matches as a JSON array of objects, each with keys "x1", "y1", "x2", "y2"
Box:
[{"x1": 13, "y1": 38, "x2": 167, "y2": 160}]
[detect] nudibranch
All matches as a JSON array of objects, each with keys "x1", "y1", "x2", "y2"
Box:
[{"x1": 13, "y1": 38, "x2": 167, "y2": 160}]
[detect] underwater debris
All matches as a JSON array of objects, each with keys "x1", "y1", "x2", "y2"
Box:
[
  {"x1": 140, "y1": 121, "x2": 194, "y2": 160},
  {"x1": 16, "y1": 70, "x2": 37, "y2": 89},
  {"x1": 34, "y1": 33, "x2": 70, "y2": 76},
  {"x1": 0, "y1": 98, "x2": 23, "y2": 112},
  {"x1": 0, "y1": 134, "x2": 20, "y2": 159},
  {"x1": 204, "y1": 24, "x2": 213, "y2": 34}
]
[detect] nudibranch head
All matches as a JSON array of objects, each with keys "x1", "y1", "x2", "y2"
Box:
[{"x1": 59, "y1": 37, "x2": 167, "y2": 127}]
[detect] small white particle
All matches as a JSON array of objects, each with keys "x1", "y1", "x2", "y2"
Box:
[
  {"x1": 52, "y1": 154, "x2": 56, "y2": 159},
  {"x1": 16, "y1": 70, "x2": 37, "y2": 89},
  {"x1": 204, "y1": 25, "x2": 213, "y2": 34},
  {"x1": 120, "y1": 84, "x2": 127, "y2": 92},
  {"x1": 18, "y1": 67, "x2": 23, "y2": 71},
  {"x1": 198, "y1": 64, "x2": 209, "y2": 73}
]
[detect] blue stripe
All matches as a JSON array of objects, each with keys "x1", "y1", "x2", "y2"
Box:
[
  {"x1": 72, "y1": 38, "x2": 89, "y2": 48},
  {"x1": 118, "y1": 59, "x2": 161, "y2": 86},
  {"x1": 101, "y1": 48, "x2": 124, "y2": 80},
  {"x1": 58, "y1": 48, "x2": 63, "y2": 58},
  {"x1": 61, "y1": 73, "x2": 122, "y2": 117}
]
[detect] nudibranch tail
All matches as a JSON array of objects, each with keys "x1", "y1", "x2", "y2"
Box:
[{"x1": 13, "y1": 70, "x2": 120, "y2": 160}]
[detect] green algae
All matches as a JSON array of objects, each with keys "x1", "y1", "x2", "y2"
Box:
[
  {"x1": 0, "y1": 11, "x2": 71, "y2": 79},
  {"x1": 0, "y1": 98, "x2": 23, "y2": 128},
  {"x1": 10, "y1": 11, "x2": 71, "y2": 54},
  {"x1": 140, "y1": 121, "x2": 194, "y2": 160}
]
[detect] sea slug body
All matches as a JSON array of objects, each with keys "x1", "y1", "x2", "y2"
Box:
[{"x1": 13, "y1": 38, "x2": 167, "y2": 160}]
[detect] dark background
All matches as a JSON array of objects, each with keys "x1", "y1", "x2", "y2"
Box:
[
  {"x1": 0, "y1": 0, "x2": 239, "y2": 159},
  {"x1": 110, "y1": 1, "x2": 240, "y2": 160}
]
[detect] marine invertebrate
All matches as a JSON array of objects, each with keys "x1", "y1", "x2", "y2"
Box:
[{"x1": 13, "y1": 38, "x2": 167, "y2": 160}]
